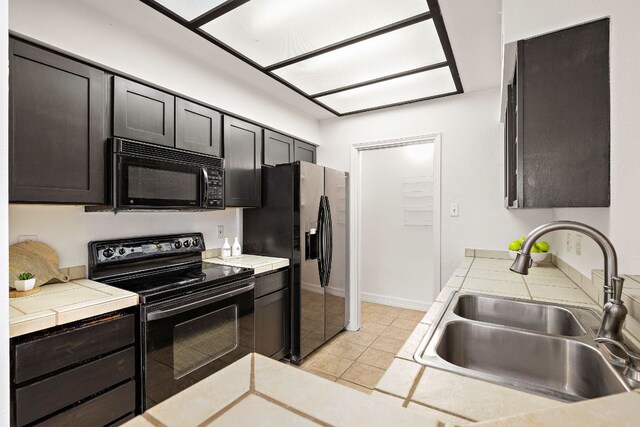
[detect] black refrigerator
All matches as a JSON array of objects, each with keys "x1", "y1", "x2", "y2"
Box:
[{"x1": 244, "y1": 161, "x2": 349, "y2": 364}]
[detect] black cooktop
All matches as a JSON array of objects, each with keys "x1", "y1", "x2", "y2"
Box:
[{"x1": 103, "y1": 262, "x2": 253, "y2": 303}]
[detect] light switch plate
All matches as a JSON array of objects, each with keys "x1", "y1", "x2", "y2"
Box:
[
  {"x1": 217, "y1": 225, "x2": 224, "y2": 239},
  {"x1": 575, "y1": 234, "x2": 582, "y2": 256},
  {"x1": 18, "y1": 235, "x2": 38, "y2": 242},
  {"x1": 450, "y1": 203, "x2": 459, "y2": 217},
  {"x1": 566, "y1": 232, "x2": 573, "y2": 252}
]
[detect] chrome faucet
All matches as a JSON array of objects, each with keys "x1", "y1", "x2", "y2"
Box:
[{"x1": 510, "y1": 221, "x2": 627, "y2": 342}]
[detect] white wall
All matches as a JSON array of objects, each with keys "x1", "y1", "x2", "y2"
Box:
[
  {"x1": 319, "y1": 88, "x2": 554, "y2": 284},
  {"x1": 502, "y1": 0, "x2": 640, "y2": 276},
  {"x1": 550, "y1": 208, "x2": 610, "y2": 277},
  {"x1": 9, "y1": 206, "x2": 240, "y2": 269},
  {"x1": 0, "y1": 0, "x2": 10, "y2": 423},
  {"x1": 360, "y1": 144, "x2": 434, "y2": 308}
]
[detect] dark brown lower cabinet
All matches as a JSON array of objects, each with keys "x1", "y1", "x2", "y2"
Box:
[
  {"x1": 11, "y1": 310, "x2": 138, "y2": 426},
  {"x1": 35, "y1": 382, "x2": 136, "y2": 427},
  {"x1": 254, "y1": 269, "x2": 290, "y2": 360}
]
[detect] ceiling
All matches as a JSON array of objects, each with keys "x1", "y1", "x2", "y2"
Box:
[
  {"x1": 140, "y1": 0, "x2": 466, "y2": 117},
  {"x1": 439, "y1": 0, "x2": 502, "y2": 93}
]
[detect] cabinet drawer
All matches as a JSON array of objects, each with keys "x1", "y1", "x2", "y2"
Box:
[
  {"x1": 34, "y1": 381, "x2": 136, "y2": 427},
  {"x1": 13, "y1": 314, "x2": 135, "y2": 384},
  {"x1": 15, "y1": 347, "x2": 135, "y2": 426},
  {"x1": 254, "y1": 269, "x2": 289, "y2": 299}
]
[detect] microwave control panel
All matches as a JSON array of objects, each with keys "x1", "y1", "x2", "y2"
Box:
[{"x1": 205, "y1": 167, "x2": 224, "y2": 209}]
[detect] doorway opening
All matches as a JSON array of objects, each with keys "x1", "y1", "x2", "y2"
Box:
[{"x1": 348, "y1": 134, "x2": 441, "y2": 330}]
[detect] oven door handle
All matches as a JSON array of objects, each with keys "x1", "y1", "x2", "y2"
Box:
[{"x1": 146, "y1": 282, "x2": 254, "y2": 322}]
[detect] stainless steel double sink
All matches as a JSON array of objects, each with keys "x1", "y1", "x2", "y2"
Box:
[{"x1": 414, "y1": 292, "x2": 636, "y2": 402}]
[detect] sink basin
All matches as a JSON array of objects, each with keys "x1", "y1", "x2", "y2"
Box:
[
  {"x1": 415, "y1": 291, "x2": 634, "y2": 402},
  {"x1": 454, "y1": 294, "x2": 586, "y2": 336},
  {"x1": 436, "y1": 321, "x2": 627, "y2": 400}
]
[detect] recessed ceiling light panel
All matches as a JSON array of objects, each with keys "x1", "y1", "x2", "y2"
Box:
[
  {"x1": 199, "y1": 0, "x2": 429, "y2": 66},
  {"x1": 316, "y1": 66, "x2": 457, "y2": 114},
  {"x1": 140, "y1": 0, "x2": 463, "y2": 116},
  {"x1": 154, "y1": 0, "x2": 229, "y2": 21},
  {"x1": 273, "y1": 20, "x2": 446, "y2": 95}
]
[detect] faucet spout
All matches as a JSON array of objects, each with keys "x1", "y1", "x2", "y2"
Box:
[
  {"x1": 510, "y1": 221, "x2": 626, "y2": 342},
  {"x1": 510, "y1": 220, "x2": 618, "y2": 303}
]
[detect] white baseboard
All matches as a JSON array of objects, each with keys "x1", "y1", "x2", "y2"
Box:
[{"x1": 360, "y1": 292, "x2": 431, "y2": 311}]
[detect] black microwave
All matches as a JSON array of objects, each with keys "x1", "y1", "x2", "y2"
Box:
[{"x1": 108, "y1": 138, "x2": 224, "y2": 211}]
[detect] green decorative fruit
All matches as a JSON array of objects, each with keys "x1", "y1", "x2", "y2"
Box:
[
  {"x1": 536, "y1": 241, "x2": 550, "y2": 252},
  {"x1": 509, "y1": 240, "x2": 522, "y2": 251},
  {"x1": 519, "y1": 236, "x2": 526, "y2": 243},
  {"x1": 531, "y1": 245, "x2": 541, "y2": 253}
]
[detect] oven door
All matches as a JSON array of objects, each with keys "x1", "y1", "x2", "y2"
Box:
[
  {"x1": 142, "y1": 280, "x2": 254, "y2": 409},
  {"x1": 116, "y1": 154, "x2": 205, "y2": 209}
]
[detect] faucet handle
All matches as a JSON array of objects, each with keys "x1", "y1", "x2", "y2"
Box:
[
  {"x1": 612, "y1": 276, "x2": 625, "y2": 302},
  {"x1": 595, "y1": 337, "x2": 640, "y2": 368}
]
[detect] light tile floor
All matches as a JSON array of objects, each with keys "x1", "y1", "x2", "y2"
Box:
[{"x1": 294, "y1": 301, "x2": 425, "y2": 393}]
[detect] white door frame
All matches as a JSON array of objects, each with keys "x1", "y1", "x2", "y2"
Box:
[{"x1": 347, "y1": 133, "x2": 442, "y2": 331}]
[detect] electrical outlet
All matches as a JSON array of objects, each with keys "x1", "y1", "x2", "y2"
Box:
[
  {"x1": 18, "y1": 235, "x2": 38, "y2": 242},
  {"x1": 217, "y1": 225, "x2": 224, "y2": 239},
  {"x1": 449, "y1": 203, "x2": 459, "y2": 217},
  {"x1": 566, "y1": 232, "x2": 573, "y2": 252},
  {"x1": 575, "y1": 234, "x2": 582, "y2": 256}
]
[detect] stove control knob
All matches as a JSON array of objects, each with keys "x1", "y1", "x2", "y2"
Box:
[
  {"x1": 183, "y1": 240, "x2": 191, "y2": 248},
  {"x1": 192, "y1": 238, "x2": 199, "y2": 247},
  {"x1": 174, "y1": 241, "x2": 182, "y2": 249},
  {"x1": 103, "y1": 248, "x2": 114, "y2": 258},
  {"x1": 118, "y1": 248, "x2": 126, "y2": 255}
]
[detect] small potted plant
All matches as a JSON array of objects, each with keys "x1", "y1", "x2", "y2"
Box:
[{"x1": 14, "y1": 272, "x2": 36, "y2": 291}]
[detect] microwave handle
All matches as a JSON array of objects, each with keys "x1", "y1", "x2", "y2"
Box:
[
  {"x1": 146, "y1": 282, "x2": 254, "y2": 322},
  {"x1": 202, "y1": 167, "x2": 210, "y2": 208}
]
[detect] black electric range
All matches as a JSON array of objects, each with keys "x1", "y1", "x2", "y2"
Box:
[
  {"x1": 88, "y1": 233, "x2": 253, "y2": 303},
  {"x1": 99, "y1": 262, "x2": 253, "y2": 303},
  {"x1": 88, "y1": 233, "x2": 256, "y2": 410}
]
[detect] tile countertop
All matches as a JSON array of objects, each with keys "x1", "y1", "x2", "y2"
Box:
[
  {"x1": 9, "y1": 279, "x2": 138, "y2": 338},
  {"x1": 124, "y1": 353, "x2": 442, "y2": 427},
  {"x1": 374, "y1": 255, "x2": 640, "y2": 426},
  {"x1": 203, "y1": 254, "x2": 289, "y2": 275},
  {"x1": 123, "y1": 255, "x2": 640, "y2": 427}
]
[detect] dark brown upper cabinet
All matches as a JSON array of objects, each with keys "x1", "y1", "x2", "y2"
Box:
[
  {"x1": 175, "y1": 98, "x2": 221, "y2": 156},
  {"x1": 504, "y1": 19, "x2": 610, "y2": 208},
  {"x1": 223, "y1": 116, "x2": 262, "y2": 207},
  {"x1": 9, "y1": 39, "x2": 107, "y2": 204},
  {"x1": 294, "y1": 140, "x2": 316, "y2": 164},
  {"x1": 263, "y1": 130, "x2": 294, "y2": 166},
  {"x1": 113, "y1": 77, "x2": 175, "y2": 147}
]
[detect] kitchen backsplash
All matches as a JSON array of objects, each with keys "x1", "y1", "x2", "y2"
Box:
[{"x1": 9, "y1": 205, "x2": 241, "y2": 268}]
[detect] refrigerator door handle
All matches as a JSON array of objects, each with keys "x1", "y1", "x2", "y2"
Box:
[
  {"x1": 324, "y1": 196, "x2": 333, "y2": 286},
  {"x1": 317, "y1": 195, "x2": 326, "y2": 286}
]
